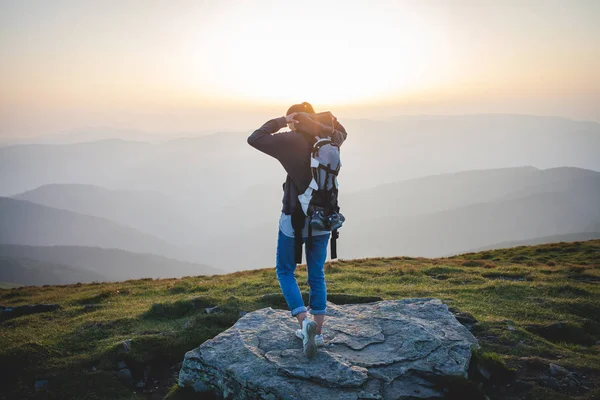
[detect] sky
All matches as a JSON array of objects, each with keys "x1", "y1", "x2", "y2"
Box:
[{"x1": 1, "y1": 0, "x2": 599, "y2": 139}]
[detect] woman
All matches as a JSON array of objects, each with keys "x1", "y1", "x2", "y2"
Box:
[{"x1": 247, "y1": 102, "x2": 348, "y2": 358}]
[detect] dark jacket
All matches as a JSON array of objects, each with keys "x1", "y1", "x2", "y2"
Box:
[{"x1": 247, "y1": 116, "x2": 348, "y2": 215}]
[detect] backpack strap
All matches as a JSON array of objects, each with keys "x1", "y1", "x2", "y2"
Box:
[
  {"x1": 331, "y1": 229, "x2": 339, "y2": 259},
  {"x1": 291, "y1": 207, "x2": 305, "y2": 264},
  {"x1": 313, "y1": 137, "x2": 333, "y2": 152},
  {"x1": 317, "y1": 164, "x2": 340, "y2": 176},
  {"x1": 307, "y1": 216, "x2": 312, "y2": 250}
]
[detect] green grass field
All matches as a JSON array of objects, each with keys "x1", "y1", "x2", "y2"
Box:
[{"x1": 1, "y1": 240, "x2": 599, "y2": 400}]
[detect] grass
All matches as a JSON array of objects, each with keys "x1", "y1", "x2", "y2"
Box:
[{"x1": 0, "y1": 240, "x2": 599, "y2": 399}]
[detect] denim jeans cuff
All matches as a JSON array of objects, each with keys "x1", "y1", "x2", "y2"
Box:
[
  {"x1": 291, "y1": 306, "x2": 308, "y2": 317},
  {"x1": 309, "y1": 308, "x2": 327, "y2": 315}
]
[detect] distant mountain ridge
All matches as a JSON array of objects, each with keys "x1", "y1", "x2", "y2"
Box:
[
  {"x1": 341, "y1": 179, "x2": 600, "y2": 259},
  {"x1": 192, "y1": 167, "x2": 600, "y2": 270},
  {"x1": 2, "y1": 113, "x2": 597, "y2": 147},
  {"x1": 3, "y1": 165, "x2": 598, "y2": 272},
  {"x1": 0, "y1": 256, "x2": 107, "y2": 286},
  {"x1": 343, "y1": 166, "x2": 600, "y2": 220},
  {"x1": 2, "y1": 114, "x2": 599, "y2": 197},
  {"x1": 2, "y1": 113, "x2": 600, "y2": 272},
  {"x1": 458, "y1": 232, "x2": 600, "y2": 255},
  {"x1": 0, "y1": 244, "x2": 221, "y2": 285},
  {"x1": 0, "y1": 197, "x2": 201, "y2": 263},
  {"x1": 12, "y1": 184, "x2": 200, "y2": 245}
]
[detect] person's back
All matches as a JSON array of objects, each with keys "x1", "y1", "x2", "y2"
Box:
[{"x1": 247, "y1": 101, "x2": 348, "y2": 358}]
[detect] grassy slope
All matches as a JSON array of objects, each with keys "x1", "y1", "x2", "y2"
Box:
[{"x1": 0, "y1": 240, "x2": 599, "y2": 400}]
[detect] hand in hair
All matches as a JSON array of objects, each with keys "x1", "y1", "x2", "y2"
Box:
[
  {"x1": 285, "y1": 112, "x2": 299, "y2": 125},
  {"x1": 294, "y1": 111, "x2": 337, "y2": 137}
]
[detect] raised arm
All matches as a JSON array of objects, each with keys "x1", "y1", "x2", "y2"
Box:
[
  {"x1": 294, "y1": 111, "x2": 348, "y2": 147},
  {"x1": 247, "y1": 117, "x2": 289, "y2": 159},
  {"x1": 330, "y1": 119, "x2": 348, "y2": 147}
]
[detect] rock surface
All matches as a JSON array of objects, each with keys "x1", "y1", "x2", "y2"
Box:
[
  {"x1": 179, "y1": 298, "x2": 479, "y2": 399},
  {"x1": 118, "y1": 368, "x2": 133, "y2": 385},
  {"x1": 122, "y1": 339, "x2": 132, "y2": 352}
]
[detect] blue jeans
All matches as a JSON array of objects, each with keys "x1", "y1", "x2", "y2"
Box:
[{"x1": 276, "y1": 230, "x2": 330, "y2": 317}]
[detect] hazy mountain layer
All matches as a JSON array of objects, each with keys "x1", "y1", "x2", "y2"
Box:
[
  {"x1": 4, "y1": 166, "x2": 598, "y2": 272},
  {"x1": 197, "y1": 169, "x2": 600, "y2": 270},
  {"x1": 343, "y1": 166, "x2": 599, "y2": 220},
  {"x1": 0, "y1": 256, "x2": 107, "y2": 286},
  {"x1": 460, "y1": 232, "x2": 600, "y2": 255},
  {"x1": 1, "y1": 115, "x2": 598, "y2": 198},
  {"x1": 341, "y1": 178, "x2": 600, "y2": 259},
  {"x1": 2, "y1": 114, "x2": 599, "y2": 272},
  {"x1": 0, "y1": 197, "x2": 199, "y2": 263},
  {"x1": 13, "y1": 184, "x2": 201, "y2": 245},
  {"x1": 0, "y1": 245, "x2": 221, "y2": 284}
]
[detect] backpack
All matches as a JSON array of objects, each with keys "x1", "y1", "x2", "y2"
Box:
[{"x1": 292, "y1": 112, "x2": 345, "y2": 264}]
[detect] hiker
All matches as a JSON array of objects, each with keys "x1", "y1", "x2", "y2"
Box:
[{"x1": 247, "y1": 102, "x2": 347, "y2": 357}]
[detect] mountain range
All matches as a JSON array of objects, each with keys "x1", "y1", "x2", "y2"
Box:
[
  {"x1": 0, "y1": 244, "x2": 221, "y2": 286},
  {"x1": 2, "y1": 115, "x2": 599, "y2": 198},
  {"x1": 1, "y1": 114, "x2": 599, "y2": 277},
  {"x1": 3, "y1": 166, "x2": 598, "y2": 273}
]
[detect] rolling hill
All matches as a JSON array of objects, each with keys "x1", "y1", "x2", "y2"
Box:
[
  {"x1": 341, "y1": 179, "x2": 600, "y2": 259},
  {"x1": 0, "y1": 256, "x2": 107, "y2": 286},
  {"x1": 4, "y1": 166, "x2": 598, "y2": 272},
  {"x1": 343, "y1": 166, "x2": 600, "y2": 220},
  {"x1": 460, "y1": 232, "x2": 600, "y2": 254},
  {"x1": 199, "y1": 168, "x2": 600, "y2": 270},
  {"x1": 0, "y1": 244, "x2": 221, "y2": 284},
  {"x1": 0, "y1": 197, "x2": 200, "y2": 263},
  {"x1": 12, "y1": 184, "x2": 202, "y2": 245},
  {"x1": 0, "y1": 240, "x2": 598, "y2": 400},
  {"x1": 2, "y1": 113, "x2": 599, "y2": 272},
  {"x1": 2, "y1": 115, "x2": 599, "y2": 197}
]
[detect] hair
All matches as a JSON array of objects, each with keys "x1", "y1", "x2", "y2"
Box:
[{"x1": 286, "y1": 101, "x2": 315, "y2": 115}]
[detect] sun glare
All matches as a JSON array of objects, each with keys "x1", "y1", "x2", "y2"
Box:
[{"x1": 185, "y1": 2, "x2": 446, "y2": 107}]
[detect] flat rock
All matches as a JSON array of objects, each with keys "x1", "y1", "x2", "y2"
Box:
[
  {"x1": 448, "y1": 307, "x2": 478, "y2": 331},
  {"x1": 265, "y1": 349, "x2": 368, "y2": 388},
  {"x1": 179, "y1": 298, "x2": 479, "y2": 399},
  {"x1": 549, "y1": 363, "x2": 568, "y2": 377}
]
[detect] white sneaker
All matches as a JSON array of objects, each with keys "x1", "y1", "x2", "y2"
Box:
[
  {"x1": 301, "y1": 319, "x2": 318, "y2": 358},
  {"x1": 295, "y1": 328, "x2": 324, "y2": 347}
]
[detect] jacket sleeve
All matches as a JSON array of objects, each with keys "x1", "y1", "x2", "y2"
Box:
[
  {"x1": 330, "y1": 119, "x2": 348, "y2": 147},
  {"x1": 247, "y1": 117, "x2": 289, "y2": 159},
  {"x1": 315, "y1": 118, "x2": 348, "y2": 147}
]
